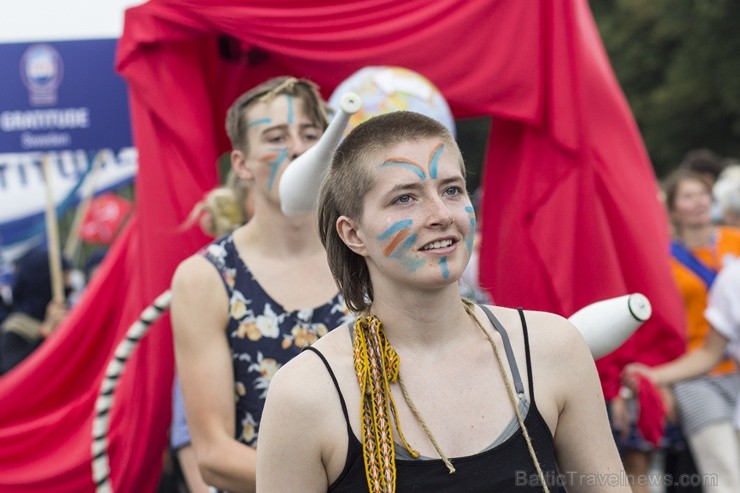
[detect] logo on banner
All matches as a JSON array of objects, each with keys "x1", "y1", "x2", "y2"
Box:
[{"x1": 20, "y1": 44, "x2": 64, "y2": 106}]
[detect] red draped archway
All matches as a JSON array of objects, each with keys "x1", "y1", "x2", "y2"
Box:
[{"x1": 0, "y1": 1, "x2": 685, "y2": 491}]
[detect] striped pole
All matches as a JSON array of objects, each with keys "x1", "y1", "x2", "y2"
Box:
[{"x1": 91, "y1": 289, "x2": 173, "y2": 492}]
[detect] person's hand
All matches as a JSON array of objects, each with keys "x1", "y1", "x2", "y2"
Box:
[
  {"x1": 621, "y1": 362, "x2": 654, "y2": 391},
  {"x1": 39, "y1": 298, "x2": 68, "y2": 338},
  {"x1": 610, "y1": 395, "x2": 631, "y2": 441}
]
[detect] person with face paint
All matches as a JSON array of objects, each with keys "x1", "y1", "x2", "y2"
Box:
[
  {"x1": 170, "y1": 77, "x2": 353, "y2": 493},
  {"x1": 0, "y1": 247, "x2": 71, "y2": 375},
  {"x1": 171, "y1": 170, "x2": 255, "y2": 493},
  {"x1": 256, "y1": 112, "x2": 627, "y2": 492}
]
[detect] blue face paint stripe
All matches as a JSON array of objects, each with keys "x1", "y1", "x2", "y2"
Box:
[
  {"x1": 389, "y1": 232, "x2": 424, "y2": 272},
  {"x1": 286, "y1": 94, "x2": 294, "y2": 124},
  {"x1": 466, "y1": 220, "x2": 476, "y2": 252},
  {"x1": 380, "y1": 162, "x2": 426, "y2": 180},
  {"x1": 267, "y1": 148, "x2": 289, "y2": 190},
  {"x1": 429, "y1": 144, "x2": 444, "y2": 179},
  {"x1": 465, "y1": 206, "x2": 477, "y2": 251},
  {"x1": 247, "y1": 118, "x2": 272, "y2": 128},
  {"x1": 440, "y1": 257, "x2": 449, "y2": 279},
  {"x1": 389, "y1": 233, "x2": 417, "y2": 257},
  {"x1": 399, "y1": 233, "x2": 417, "y2": 251},
  {"x1": 378, "y1": 219, "x2": 413, "y2": 240},
  {"x1": 404, "y1": 258, "x2": 425, "y2": 272}
]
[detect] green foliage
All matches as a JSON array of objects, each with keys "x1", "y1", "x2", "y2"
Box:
[
  {"x1": 455, "y1": 117, "x2": 491, "y2": 194},
  {"x1": 590, "y1": 0, "x2": 740, "y2": 177}
]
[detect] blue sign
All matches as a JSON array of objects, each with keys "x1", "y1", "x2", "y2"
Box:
[
  {"x1": 0, "y1": 39, "x2": 136, "y2": 263},
  {"x1": 0, "y1": 38, "x2": 132, "y2": 153}
]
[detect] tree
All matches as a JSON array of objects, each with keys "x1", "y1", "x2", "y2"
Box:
[{"x1": 590, "y1": 0, "x2": 740, "y2": 176}]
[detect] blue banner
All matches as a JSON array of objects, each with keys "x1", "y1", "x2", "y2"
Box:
[
  {"x1": 0, "y1": 39, "x2": 132, "y2": 152},
  {"x1": 0, "y1": 39, "x2": 136, "y2": 262}
]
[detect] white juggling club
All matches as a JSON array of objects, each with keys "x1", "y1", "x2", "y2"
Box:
[
  {"x1": 279, "y1": 92, "x2": 362, "y2": 217},
  {"x1": 568, "y1": 293, "x2": 652, "y2": 359}
]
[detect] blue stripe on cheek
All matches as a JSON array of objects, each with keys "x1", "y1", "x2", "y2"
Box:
[
  {"x1": 440, "y1": 257, "x2": 449, "y2": 279},
  {"x1": 267, "y1": 148, "x2": 289, "y2": 190},
  {"x1": 465, "y1": 221, "x2": 476, "y2": 252},
  {"x1": 465, "y1": 206, "x2": 476, "y2": 251},
  {"x1": 377, "y1": 219, "x2": 413, "y2": 240},
  {"x1": 390, "y1": 233, "x2": 424, "y2": 272},
  {"x1": 429, "y1": 144, "x2": 444, "y2": 179},
  {"x1": 398, "y1": 233, "x2": 417, "y2": 252}
]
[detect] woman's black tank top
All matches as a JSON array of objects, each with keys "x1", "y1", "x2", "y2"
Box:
[{"x1": 305, "y1": 307, "x2": 559, "y2": 492}]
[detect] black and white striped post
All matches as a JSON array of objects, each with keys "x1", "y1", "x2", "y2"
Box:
[{"x1": 91, "y1": 290, "x2": 172, "y2": 492}]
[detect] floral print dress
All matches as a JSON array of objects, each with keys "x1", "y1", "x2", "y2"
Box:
[{"x1": 202, "y1": 234, "x2": 354, "y2": 447}]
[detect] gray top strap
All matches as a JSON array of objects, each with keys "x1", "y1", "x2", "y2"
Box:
[{"x1": 478, "y1": 305, "x2": 525, "y2": 396}]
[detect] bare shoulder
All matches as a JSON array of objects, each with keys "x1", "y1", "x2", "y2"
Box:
[
  {"x1": 171, "y1": 254, "x2": 221, "y2": 290},
  {"x1": 259, "y1": 327, "x2": 354, "y2": 489},
  {"x1": 522, "y1": 309, "x2": 599, "y2": 407},
  {"x1": 482, "y1": 305, "x2": 591, "y2": 368},
  {"x1": 270, "y1": 324, "x2": 354, "y2": 410},
  {"x1": 170, "y1": 254, "x2": 228, "y2": 337},
  {"x1": 268, "y1": 339, "x2": 347, "y2": 418},
  {"x1": 524, "y1": 308, "x2": 582, "y2": 333},
  {"x1": 482, "y1": 306, "x2": 601, "y2": 435},
  {"x1": 520, "y1": 308, "x2": 588, "y2": 354},
  {"x1": 310, "y1": 321, "x2": 353, "y2": 355}
]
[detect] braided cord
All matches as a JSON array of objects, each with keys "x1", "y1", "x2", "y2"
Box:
[
  {"x1": 397, "y1": 376, "x2": 456, "y2": 473},
  {"x1": 354, "y1": 316, "x2": 420, "y2": 493},
  {"x1": 353, "y1": 302, "x2": 550, "y2": 493},
  {"x1": 462, "y1": 299, "x2": 550, "y2": 493}
]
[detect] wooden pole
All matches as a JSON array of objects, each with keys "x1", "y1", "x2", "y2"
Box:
[
  {"x1": 41, "y1": 153, "x2": 65, "y2": 302},
  {"x1": 63, "y1": 151, "x2": 103, "y2": 260}
]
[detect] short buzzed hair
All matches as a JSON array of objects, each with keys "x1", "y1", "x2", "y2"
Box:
[{"x1": 317, "y1": 111, "x2": 464, "y2": 312}]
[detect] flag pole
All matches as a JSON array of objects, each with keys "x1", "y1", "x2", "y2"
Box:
[
  {"x1": 42, "y1": 153, "x2": 65, "y2": 302},
  {"x1": 64, "y1": 150, "x2": 104, "y2": 260}
]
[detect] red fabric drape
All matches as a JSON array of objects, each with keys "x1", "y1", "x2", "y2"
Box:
[{"x1": 0, "y1": 1, "x2": 685, "y2": 491}]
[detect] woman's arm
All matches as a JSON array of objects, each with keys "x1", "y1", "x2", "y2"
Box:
[
  {"x1": 541, "y1": 315, "x2": 630, "y2": 492},
  {"x1": 171, "y1": 256, "x2": 256, "y2": 493},
  {"x1": 256, "y1": 354, "x2": 331, "y2": 493},
  {"x1": 623, "y1": 329, "x2": 728, "y2": 387},
  {"x1": 652, "y1": 329, "x2": 727, "y2": 385},
  {"x1": 170, "y1": 380, "x2": 210, "y2": 493}
]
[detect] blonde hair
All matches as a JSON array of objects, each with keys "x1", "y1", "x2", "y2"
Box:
[{"x1": 181, "y1": 171, "x2": 252, "y2": 237}]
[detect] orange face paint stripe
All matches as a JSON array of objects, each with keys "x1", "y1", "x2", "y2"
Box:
[{"x1": 383, "y1": 229, "x2": 410, "y2": 256}]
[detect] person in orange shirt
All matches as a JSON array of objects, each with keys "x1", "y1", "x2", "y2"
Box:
[{"x1": 658, "y1": 169, "x2": 740, "y2": 493}]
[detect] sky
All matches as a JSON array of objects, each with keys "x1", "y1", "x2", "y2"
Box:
[{"x1": 0, "y1": 0, "x2": 144, "y2": 43}]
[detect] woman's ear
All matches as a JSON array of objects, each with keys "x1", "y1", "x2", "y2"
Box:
[
  {"x1": 231, "y1": 149, "x2": 254, "y2": 182},
  {"x1": 336, "y1": 216, "x2": 368, "y2": 257}
]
